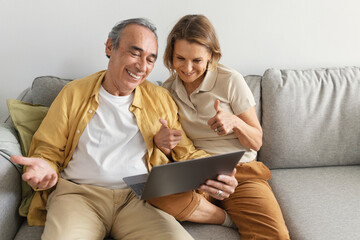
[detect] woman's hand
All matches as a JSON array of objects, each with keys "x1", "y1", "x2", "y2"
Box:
[
  {"x1": 208, "y1": 100, "x2": 263, "y2": 151},
  {"x1": 199, "y1": 168, "x2": 238, "y2": 200},
  {"x1": 154, "y1": 119, "x2": 183, "y2": 156},
  {"x1": 208, "y1": 100, "x2": 238, "y2": 135}
]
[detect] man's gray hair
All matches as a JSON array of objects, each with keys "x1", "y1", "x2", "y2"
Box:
[{"x1": 108, "y1": 18, "x2": 157, "y2": 54}]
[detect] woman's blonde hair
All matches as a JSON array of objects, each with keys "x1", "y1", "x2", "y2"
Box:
[{"x1": 164, "y1": 14, "x2": 222, "y2": 77}]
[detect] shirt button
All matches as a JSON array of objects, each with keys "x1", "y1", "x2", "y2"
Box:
[
  {"x1": 89, "y1": 110, "x2": 93, "y2": 114},
  {"x1": 77, "y1": 130, "x2": 80, "y2": 134}
]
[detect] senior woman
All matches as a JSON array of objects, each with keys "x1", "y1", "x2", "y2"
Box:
[{"x1": 150, "y1": 15, "x2": 289, "y2": 239}]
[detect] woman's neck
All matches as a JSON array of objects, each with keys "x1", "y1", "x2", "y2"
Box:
[{"x1": 182, "y1": 74, "x2": 206, "y2": 96}]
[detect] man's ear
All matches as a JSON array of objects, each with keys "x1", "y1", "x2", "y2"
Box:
[{"x1": 105, "y1": 38, "x2": 113, "y2": 58}]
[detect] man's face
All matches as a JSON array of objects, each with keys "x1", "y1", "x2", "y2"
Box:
[{"x1": 104, "y1": 24, "x2": 158, "y2": 96}]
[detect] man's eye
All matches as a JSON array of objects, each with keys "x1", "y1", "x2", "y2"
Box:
[{"x1": 131, "y1": 52, "x2": 140, "y2": 57}]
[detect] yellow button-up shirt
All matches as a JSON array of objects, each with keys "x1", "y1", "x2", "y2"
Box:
[{"x1": 27, "y1": 70, "x2": 208, "y2": 226}]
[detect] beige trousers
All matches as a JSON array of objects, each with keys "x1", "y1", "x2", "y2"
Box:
[{"x1": 42, "y1": 178, "x2": 193, "y2": 240}]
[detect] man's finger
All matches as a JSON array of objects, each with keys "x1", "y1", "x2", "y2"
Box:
[
  {"x1": 22, "y1": 172, "x2": 33, "y2": 182},
  {"x1": 171, "y1": 129, "x2": 183, "y2": 137},
  {"x1": 159, "y1": 118, "x2": 169, "y2": 128},
  {"x1": 10, "y1": 155, "x2": 34, "y2": 166},
  {"x1": 48, "y1": 174, "x2": 58, "y2": 188},
  {"x1": 37, "y1": 175, "x2": 52, "y2": 190}
]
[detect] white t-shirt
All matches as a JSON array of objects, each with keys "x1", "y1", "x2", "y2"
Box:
[{"x1": 61, "y1": 85, "x2": 148, "y2": 189}]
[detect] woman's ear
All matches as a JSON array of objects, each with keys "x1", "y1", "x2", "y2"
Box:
[{"x1": 207, "y1": 57, "x2": 213, "y2": 69}]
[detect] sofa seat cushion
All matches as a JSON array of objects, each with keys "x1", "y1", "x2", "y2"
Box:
[
  {"x1": 14, "y1": 220, "x2": 240, "y2": 240},
  {"x1": 181, "y1": 222, "x2": 240, "y2": 239},
  {"x1": 270, "y1": 165, "x2": 360, "y2": 240}
]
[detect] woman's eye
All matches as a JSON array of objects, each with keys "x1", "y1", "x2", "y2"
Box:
[
  {"x1": 177, "y1": 57, "x2": 185, "y2": 60},
  {"x1": 193, "y1": 59, "x2": 201, "y2": 63}
]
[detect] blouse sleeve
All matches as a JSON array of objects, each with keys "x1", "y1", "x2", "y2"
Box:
[{"x1": 228, "y1": 72, "x2": 256, "y2": 115}]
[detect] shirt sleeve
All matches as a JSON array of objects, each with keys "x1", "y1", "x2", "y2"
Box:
[
  {"x1": 28, "y1": 85, "x2": 72, "y2": 175},
  {"x1": 228, "y1": 72, "x2": 256, "y2": 115}
]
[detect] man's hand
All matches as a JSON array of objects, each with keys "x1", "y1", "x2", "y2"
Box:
[
  {"x1": 199, "y1": 168, "x2": 238, "y2": 200},
  {"x1": 208, "y1": 99, "x2": 238, "y2": 135},
  {"x1": 154, "y1": 119, "x2": 182, "y2": 156},
  {"x1": 10, "y1": 155, "x2": 58, "y2": 190}
]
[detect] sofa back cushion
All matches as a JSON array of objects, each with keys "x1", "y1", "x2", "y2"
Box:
[
  {"x1": 24, "y1": 76, "x2": 72, "y2": 106},
  {"x1": 244, "y1": 75, "x2": 262, "y2": 123},
  {"x1": 22, "y1": 74, "x2": 263, "y2": 121},
  {"x1": 259, "y1": 67, "x2": 360, "y2": 169}
]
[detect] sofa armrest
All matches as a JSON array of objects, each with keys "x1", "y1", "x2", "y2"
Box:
[
  {"x1": 0, "y1": 123, "x2": 24, "y2": 240},
  {"x1": 0, "y1": 153, "x2": 24, "y2": 240},
  {"x1": 0, "y1": 122, "x2": 22, "y2": 159}
]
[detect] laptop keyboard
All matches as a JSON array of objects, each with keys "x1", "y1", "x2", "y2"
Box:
[{"x1": 131, "y1": 182, "x2": 146, "y2": 196}]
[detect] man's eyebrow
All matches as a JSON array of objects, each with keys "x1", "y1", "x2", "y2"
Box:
[
  {"x1": 131, "y1": 46, "x2": 143, "y2": 52},
  {"x1": 131, "y1": 46, "x2": 157, "y2": 60}
]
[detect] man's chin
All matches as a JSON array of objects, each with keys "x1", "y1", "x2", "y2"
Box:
[{"x1": 127, "y1": 78, "x2": 144, "y2": 90}]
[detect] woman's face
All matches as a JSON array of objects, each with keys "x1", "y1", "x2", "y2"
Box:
[{"x1": 172, "y1": 39, "x2": 211, "y2": 84}]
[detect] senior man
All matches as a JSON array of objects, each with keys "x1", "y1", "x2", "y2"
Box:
[{"x1": 11, "y1": 18, "x2": 237, "y2": 240}]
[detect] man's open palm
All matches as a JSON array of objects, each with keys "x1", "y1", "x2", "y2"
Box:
[{"x1": 11, "y1": 155, "x2": 58, "y2": 190}]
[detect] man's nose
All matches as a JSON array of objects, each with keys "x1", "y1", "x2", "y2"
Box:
[{"x1": 137, "y1": 57, "x2": 147, "y2": 73}]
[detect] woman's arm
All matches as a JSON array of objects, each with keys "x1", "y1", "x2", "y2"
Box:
[
  {"x1": 233, "y1": 107, "x2": 263, "y2": 151},
  {"x1": 208, "y1": 100, "x2": 263, "y2": 151}
]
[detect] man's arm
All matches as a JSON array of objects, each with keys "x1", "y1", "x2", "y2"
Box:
[
  {"x1": 153, "y1": 118, "x2": 182, "y2": 157},
  {"x1": 26, "y1": 83, "x2": 78, "y2": 182}
]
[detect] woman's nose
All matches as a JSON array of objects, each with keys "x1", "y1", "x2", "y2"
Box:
[{"x1": 184, "y1": 61, "x2": 192, "y2": 72}]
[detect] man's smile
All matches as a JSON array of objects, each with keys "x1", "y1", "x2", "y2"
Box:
[{"x1": 127, "y1": 69, "x2": 141, "y2": 80}]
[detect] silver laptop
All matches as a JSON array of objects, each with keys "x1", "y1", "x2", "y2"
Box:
[{"x1": 123, "y1": 150, "x2": 245, "y2": 200}]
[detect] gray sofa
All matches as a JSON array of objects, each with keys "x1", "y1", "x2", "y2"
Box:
[{"x1": 1, "y1": 66, "x2": 359, "y2": 240}]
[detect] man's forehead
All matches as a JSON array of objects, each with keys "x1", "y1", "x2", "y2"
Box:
[
  {"x1": 122, "y1": 24, "x2": 156, "y2": 41},
  {"x1": 120, "y1": 24, "x2": 158, "y2": 50},
  {"x1": 120, "y1": 24, "x2": 157, "y2": 46}
]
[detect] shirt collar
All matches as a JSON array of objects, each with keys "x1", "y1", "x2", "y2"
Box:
[
  {"x1": 90, "y1": 70, "x2": 107, "y2": 103},
  {"x1": 198, "y1": 68, "x2": 218, "y2": 92},
  {"x1": 91, "y1": 71, "x2": 145, "y2": 109},
  {"x1": 131, "y1": 81, "x2": 148, "y2": 109}
]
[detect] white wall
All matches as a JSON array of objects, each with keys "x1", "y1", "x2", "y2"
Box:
[{"x1": 1, "y1": 0, "x2": 359, "y2": 121}]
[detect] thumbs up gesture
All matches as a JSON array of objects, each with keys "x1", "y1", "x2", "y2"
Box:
[
  {"x1": 154, "y1": 119, "x2": 183, "y2": 156},
  {"x1": 208, "y1": 100, "x2": 236, "y2": 135},
  {"x1": 10, "y1": 155, "x2": 58, "y2": 190}
]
